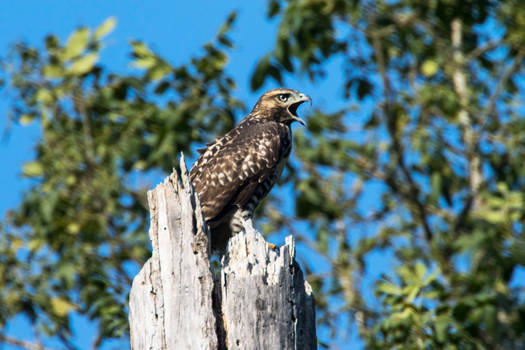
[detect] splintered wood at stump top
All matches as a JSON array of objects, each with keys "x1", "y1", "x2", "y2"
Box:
[{"x1": 128, "y1": 155, "x2": 317, "y2": 350}]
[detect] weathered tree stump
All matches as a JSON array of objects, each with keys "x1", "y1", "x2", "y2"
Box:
[{"x1": 129, "y1": 155, "x2": 316, "y2": 349}]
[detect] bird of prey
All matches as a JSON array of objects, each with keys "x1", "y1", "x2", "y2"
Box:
[{"x1": 190, "y1": 88, "x2": 311, "y2": 254}]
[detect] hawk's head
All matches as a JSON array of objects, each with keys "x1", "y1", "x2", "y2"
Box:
[{"x1": 251, "y1": 88, "x2": 311, "y2": 126}]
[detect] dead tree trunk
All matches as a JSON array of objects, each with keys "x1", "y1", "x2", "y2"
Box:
[{"x1": 128, "y1": 155, "x2": 316, "y2": 350}]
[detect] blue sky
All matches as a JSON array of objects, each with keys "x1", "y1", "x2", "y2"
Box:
[{"x1": 0, "y1": 1, "x2": 360, "y2": 349}]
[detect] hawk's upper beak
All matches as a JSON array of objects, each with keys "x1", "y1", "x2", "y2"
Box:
[{"x1": 289, "y1": 93, "x2": 312, "y2": 126}]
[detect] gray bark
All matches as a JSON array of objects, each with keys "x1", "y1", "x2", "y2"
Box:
[
  {"x1": 219, "y1": 226, "x2": 317, "y2": 350},
  {"x1": 129, "y1": 155, "x2": 316, "y2": 350},
  {"x1": 129, "y1": 154, "x2": 218, "y2": 350}
]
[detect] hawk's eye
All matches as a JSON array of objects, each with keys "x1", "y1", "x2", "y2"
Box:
[{"x1": 278, "y1": 94, "x2": 289, "y2": 102}]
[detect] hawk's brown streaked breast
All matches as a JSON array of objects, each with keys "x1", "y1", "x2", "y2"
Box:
[{"x1": 189, "y1": 88, "x2": 311, "y2": 253}]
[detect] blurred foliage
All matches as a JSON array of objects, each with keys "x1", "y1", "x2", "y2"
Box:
[
  {"x1": 1, "y1": 0, "x2": 525, "y2": 349},
  {"x1": 256, "y1": 0, "x2": 525, "y2": 349},
  {"x1": 1, "y1": 14, "x2": 242, "y2": 347}
]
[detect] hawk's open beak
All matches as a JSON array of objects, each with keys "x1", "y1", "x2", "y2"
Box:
[{"x1": 289, "y1": 93, "x2": 312, "y2": 126}]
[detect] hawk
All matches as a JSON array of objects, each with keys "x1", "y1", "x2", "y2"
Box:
[{"x1": 190, "y1": 88, "x2": 311, "y2": 253}]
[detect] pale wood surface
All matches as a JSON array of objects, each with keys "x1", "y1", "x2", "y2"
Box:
[
  {"x1": 219, "y1": 224, "x2": 316, "y2": 350},
  {"x1": 129, "y1": 155, "x2": 316, "y2": 349}
]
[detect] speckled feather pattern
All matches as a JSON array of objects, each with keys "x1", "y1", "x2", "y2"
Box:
[{"x1": 190, "y1": 116, "x2": 291, "y2": 225}]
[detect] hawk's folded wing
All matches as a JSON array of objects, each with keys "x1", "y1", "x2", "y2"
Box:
[{"x1": 190, "y1": 120, "x2": 286, "y2": 223}]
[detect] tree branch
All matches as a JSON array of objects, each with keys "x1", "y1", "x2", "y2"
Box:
[
  {"x1": 367, "y1": 24, "x2": 434, "y2": 241},
  {"x1": 479, "y1": 47, "x2": 525, "y2": 130},
  {"x1": 0, "y1": 334, "x2": 51, "y2": 350},
  {"x1": 465, "y1": 38, "x2": 503, "y2": 62},
  {"x1": 451, "y1": 18, "x2": 482, "y2": 210},
  {"x1": 73, "y1": 87, "x2": 96, "y2": 164}
]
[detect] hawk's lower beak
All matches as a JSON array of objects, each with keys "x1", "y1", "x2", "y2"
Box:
[{"x1": 292, "y1": 116, "x2": 307, "y2": 126}]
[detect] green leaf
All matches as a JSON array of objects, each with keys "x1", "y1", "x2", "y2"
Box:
[
  {"x1": 68, "y1": 52, "x2": 98, "y2": 75},
  {"x1": 422, "y1": 268, "x2": 439, "y2": 287},
  {"x1": 23, "y1": 161, "x2": 44, "y2": 177},
  {"x1": 132, "y1": 56, "x2": 156, "y2": 69},
  {"x1": 392, "y1": 308, "x2": 413, "y2": 322},
  {"x1": 218, "y1": 11, "x2": 237, "y2": 36},
  {"x1": 94, "y1": 17, "x2": 116, "y2": 40},
  {"x1": 421, "y1": 60, "x2": 438, "y2": 77},
  {"x1": 149, "y1": 63, "x2": 172, "y2": 81},
  {"x1": 267, "y1": 64, "x2": 282, "y2": 84},
  {"x1": 430, "y1": 172, "x2": 442, "y2": 202},
  {"x1": 250, "y1": 54, "x2": 270, "y2": 90},
  {"x1": 43, "y1": 64, "x2": 65, "y2": 78},
  {"x1": 434, "y1": 316, "x2": 449, "y2": 343},
  {"x1": 28, "y1": 238, "x2": 44, "y2": 252},
  {"x1": 35, "y1": 89, "x2": 53, "y2": 105},
  {"x1": 154, "y1": 81, "x2": 170, "y2": 94},
  {"x1": 377, "y1": 281, "x2": 402, "y2": 296},
  {"x1": 405, "y1": 286, "x2": 419, "y2": 302},
  {"x1": 268, "y1": 0, "x2": 280, "y2": 17},
  {"x1": 67, "y1": 222, "x2": 81, "y2": 235},
  {"x1": 45, "y1": 35, "x2": 60, "y2": 51},
  {"x1": 130, "y1": 40, "x2": 152, "y2": 57},
  {"x1": 415, "y1": 262, "x2": 426, "y2": 281},
  {"x1": 19, "y1": 114, "x2": 36, "y2": 126},
  {"x1": 63, "y1": 27, "x2": 90, "y2": 60},
  {"x1": 51, "y1": 297, "x2": 77, "y2": 317}
]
